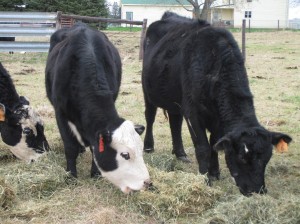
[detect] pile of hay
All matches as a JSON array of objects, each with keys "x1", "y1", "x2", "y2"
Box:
[
  {"x1": 133, "y1": 167, "x2": 222, "y2": 220},
  {"x1": 200, "y1": 194, "x2": 300, "y2": 223},
  {"x1": 3, "y1": 152, "x2": 68, "y2": 199},
  {"x1": 0, "y1": 178, "x2": 15, "y2": 210}
]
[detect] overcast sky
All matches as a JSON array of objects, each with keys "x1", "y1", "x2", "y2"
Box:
[{"x1": 107, "y1": 1, "x2": 300, "y2": 19}]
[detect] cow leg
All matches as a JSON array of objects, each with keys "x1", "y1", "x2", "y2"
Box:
[
  {"x1": 90, "y1": 147, "x2": 102, "y2": 178},
  {"x1": 185, "y1": 115, "x2": 211, "y2": 175},
  {"x1": 55, "y1": 113, "x2": 82, "y2": 178},
  {"x1": 143, "y1": 98, "x2": 157, "y2": 153},
  {"x1": 168, "y1": 112, "x2": 191, "y2": 163},
  {"x1": 208, "y1": 133, "x2": 220, "y2": 180}
]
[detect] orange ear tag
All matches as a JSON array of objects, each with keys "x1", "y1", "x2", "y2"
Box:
[
  {"x1": 99, "y1": 137, "x2": 105, "y2": 153},
  {"x1": 0, "y1": 104, "x2": 5, "y2": 121},
  {"x1": 275, "y1": 139, "x2": 288, "y2": 153}
]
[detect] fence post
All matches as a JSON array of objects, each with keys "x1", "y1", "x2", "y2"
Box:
[
  {"x1": 242, "y1": 19, "x2": 246, "y2": 62},
  {"x1": 139, "y1": 18, "x2": 147, "y2": 60},
  {"x1": 278, "y1": 20, "x2": 279, "y2": 31},
  {"x1": 56, "y1": 11, "x2": 62, "y2": 29},
  {"x1": 248, "y1": 19, "x2": 251, "y2": 33}
]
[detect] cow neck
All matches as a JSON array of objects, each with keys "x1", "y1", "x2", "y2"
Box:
[
  {"x1": 217, "y1": 94, "x2": 260, "y2": 134},
  {"x1": 0, "y1": 67, "x2": 20, "y2": 109},
  {"x1": 81, "y1": 100, "x2": 122, "y2": 137}
]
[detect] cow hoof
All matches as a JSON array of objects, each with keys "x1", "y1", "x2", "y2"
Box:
[
  {"x1": 177, "y1": 155, "x2": 191, "y2": 163},
  {"x1": 144, "y1": 148, "x2": 154, "y2": 153}
]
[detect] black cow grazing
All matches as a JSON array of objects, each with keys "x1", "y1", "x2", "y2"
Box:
[
  {"x1": 45, "y1": 23, "x2": 151, "y2": 194},
  {"x1": 0, "y1": 62, "x2": 49, "y2": 162},
  {"x1": 142, "y1": 12, "x2": 292, "y2": 196}
]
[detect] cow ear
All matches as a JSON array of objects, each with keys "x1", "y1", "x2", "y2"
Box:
[
  {"x1": 20, "y1": 96, "x2": 30, "y2": 105},
  {"x1": 134, "y1": 124, "x2": 145, "y2": 135},
  {"x1": 270, "y1": 132, "x2": 292, "y2": 153},
  {"x1": 270, "y1": 132, "x2": 292, "y2": 145},
  {"x1": 0, "y1": 103, "x2": 6, "y2": 121},
  {"x1": 213, "y1": 136, "x2": 232, "y2": 152}
]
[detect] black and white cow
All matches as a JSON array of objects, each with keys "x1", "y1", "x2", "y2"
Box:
[
  {"x1": 0, "y1": 62, "x2": 49, "y2": 162},
  {"x1": 45, "y1": 23, "x2": 151, "y2": 193},
  {"x1": 142, "y1": 12, "x2": 292, "y2": 195}
]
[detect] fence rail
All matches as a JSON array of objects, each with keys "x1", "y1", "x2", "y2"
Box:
[
  {"x1": 0, "y1": 11, "x2": 58, "y2": 52},
  {"x1": 0, "y1": 11, "x2": 147, "y2": 57}
]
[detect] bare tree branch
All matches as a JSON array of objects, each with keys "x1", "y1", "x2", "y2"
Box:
[{"x1": 175, "y1": 0, "x2": 194, "y2": 11}]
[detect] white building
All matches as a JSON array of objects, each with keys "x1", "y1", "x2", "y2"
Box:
[
  {"x1": 120, "y1": 0, "x2": 290, "y2": 28},
  {"x1": 120, "y1": 0, "x2": 193, "y2": 26}
]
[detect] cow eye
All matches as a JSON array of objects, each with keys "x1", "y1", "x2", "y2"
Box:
[
  {"x1": 120, "y1": 152, "x2": 130, "y2": 160},
  {"x1": 23, "y1": 127, "x2": 32, "y2": 135}
]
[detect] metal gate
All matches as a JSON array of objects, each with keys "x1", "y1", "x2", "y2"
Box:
[{"x1": 0, "y1": 11, "x2": 59, "y2": 52}]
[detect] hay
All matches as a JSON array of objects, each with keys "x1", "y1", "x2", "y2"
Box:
[
  {"x1": 133, "y1": 167, "x2": 222, "y2": 220},
  {"x1": 200, "y1": 194, "x2": 300, "y2": 224},
  {"x1": 0, "y1": 178, "x2": 15, "y2": 210},
  {"x1": 3, "y1": 151, "x2": 68, "y2": 199}
]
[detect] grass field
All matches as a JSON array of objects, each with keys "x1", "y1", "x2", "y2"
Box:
[{"x1": 0, "y1": 30, "x2": 300, "y2": 224}]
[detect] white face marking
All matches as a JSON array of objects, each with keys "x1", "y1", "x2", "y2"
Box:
[
  {"x1": 244, "y1": 144, "x2": 249, "y2": 153},
  {"x1": 19, "y1": 105, "x2": 43, "y2": 136},
  {"x1": 9, "y1": 137, "x2": 45, "y2": 163},
  {"x1": 68, "y1": 121, "x2": 85, "y2": 147},
  {"x1": 94, "y1": 120, "x2": 150, "y2": 193}
]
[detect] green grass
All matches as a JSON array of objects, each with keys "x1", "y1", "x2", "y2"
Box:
[{"x1": 106, "y1": 26, "x2": 142, "y2": 32}]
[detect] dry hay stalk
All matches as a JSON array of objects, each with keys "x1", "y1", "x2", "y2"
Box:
[
  {"x1": 3, "y1": 152, "x2": 68, "y2": 199},
  {"x1": 0, "y1": 178, "x2": 15, "y2": 210},
  {"x1": 133, "y1": 167, "x2": 222, "y2": 220},
  {"x1": 201, "y1": 194, "x2": 300, "y2": 224}
]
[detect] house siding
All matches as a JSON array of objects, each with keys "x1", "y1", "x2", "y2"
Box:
[
  {"x1": 234, "y1": 0, "x2": 289, "y2": 28},
  {"x1": 121, "y1": 0, "x2": 289, "y2": 28},
  {"x1": 121, "y1": 5, "x2": 193, "y2": 26}
]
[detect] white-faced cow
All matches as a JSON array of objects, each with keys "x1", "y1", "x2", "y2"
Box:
[
  {"x1": 0, "y1": 62, "x2": 49, "y2": 162},
  {"x1": 45, "y1": 23, "x2": 151, "y2": 194},
  {"x1": 142, "y1": 12, "x2": 292, "y2": 196}
]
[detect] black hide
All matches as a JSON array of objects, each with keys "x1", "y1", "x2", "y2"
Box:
[
  {"x1": 142, "y1": 12, "x2": 292, "y2": 195},
  {"x1": 0, "y1": 62, "x2": 49, "y2": 156},
  {"x1": 45, "y1": 22, "x2": 124, "y2": 177}
]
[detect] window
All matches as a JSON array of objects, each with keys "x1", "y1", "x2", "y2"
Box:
[
  {"x1": 126, "y1": 12, "x2": 133, "y2": 21},
  {"x1": 247, "y1": 0, "x2": 252, "y2": 2},
  {"x1": 245, "y1": 11, "x2": 252, "y2": 18}
]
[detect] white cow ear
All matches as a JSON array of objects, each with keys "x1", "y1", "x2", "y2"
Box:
[
  {"x1": 134, "y1": 124, "x2": 145, "y2": 135},
  {"x1": 0, "y1": 103, "x2": 6, "y2": 121}
]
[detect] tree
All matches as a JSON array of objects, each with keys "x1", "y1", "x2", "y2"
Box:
[
  {"x1": 110, "y1": 1, "x2": 120, "y2": 19},
  {"x1": 0, "y1": 0, "x2": 109, "y2": 18},
  {"x1": 174, "y1": 0, "x2": 237, "y2": 20}
]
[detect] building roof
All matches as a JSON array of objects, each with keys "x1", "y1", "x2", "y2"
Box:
[{"x1": 121, "y1": 0, "x2": 190, "y2": 6}]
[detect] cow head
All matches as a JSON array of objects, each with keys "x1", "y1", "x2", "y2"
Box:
[
  {"x1": 92, "y1": 120, "x2": 151, "y2": 194},
  {"x1": 0, "y1": 99, "x2": 50, "y2": 162},
  {"x1": 214, "y1": 127, "x2": 292, "y2": 196}
]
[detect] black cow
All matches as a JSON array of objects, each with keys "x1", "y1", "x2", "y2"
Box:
[
  {"x1": 143, "y1": 12, "x2": 209, "y2": 163},
  {"x1": 142, "y1": 12, "x2": 292, "y2": 196},
  {"x1": 0, "y1": 62, "x2": 49, "y2": 162},
  {"x1": 45, "y1": 23, "x2": 151, "y2": 194}
]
